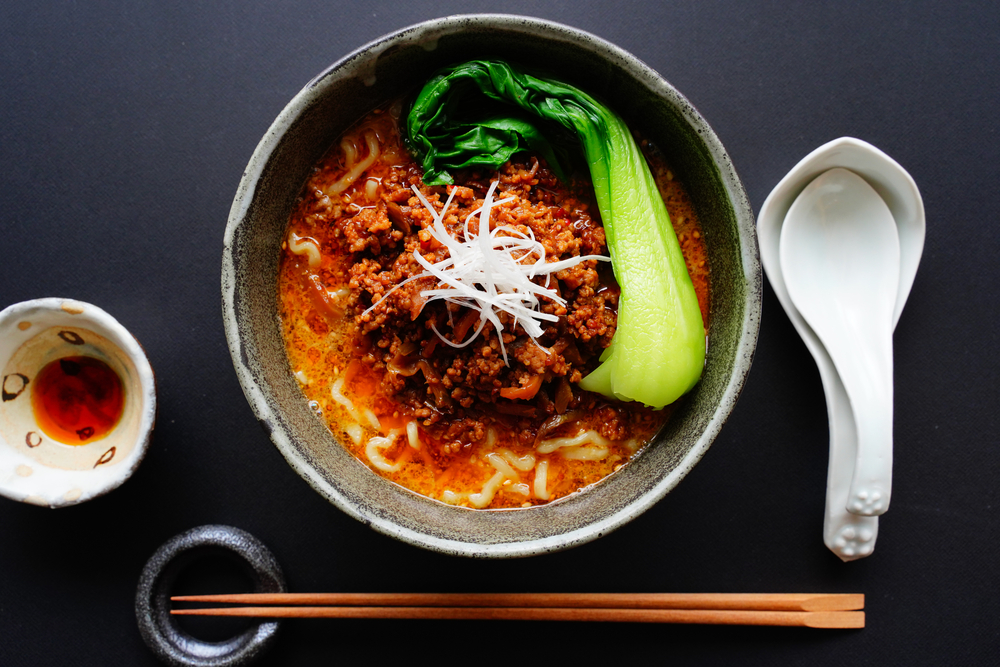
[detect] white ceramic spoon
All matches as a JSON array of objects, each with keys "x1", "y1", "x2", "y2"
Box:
[
  {"x1": 759, "y1": 138, "x2": 924, "y2": 560},
  {"x1": 781, "y1": 167, "x2": 900, "y2": 518}
]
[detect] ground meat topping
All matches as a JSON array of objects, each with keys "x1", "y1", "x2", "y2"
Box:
[{"x1": 338, "y1": 156, "x2": 618, "y2": 419}]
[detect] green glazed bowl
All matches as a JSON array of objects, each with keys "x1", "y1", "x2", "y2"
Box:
[{"x1": 222, "y1": 14, "x2": 760, "y2": 557}]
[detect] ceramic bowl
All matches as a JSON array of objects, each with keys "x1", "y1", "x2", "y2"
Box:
[
  {"x1": 0, "y1": 298, "x2": 156, "y2": 507},
  {"x1": 222, "y1": 15, "x2": 760, "y2": 556}
]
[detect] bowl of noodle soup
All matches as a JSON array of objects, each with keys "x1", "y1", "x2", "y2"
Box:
[{"x1": 223, "y1": 14, "x2": 760, "y2": 556}]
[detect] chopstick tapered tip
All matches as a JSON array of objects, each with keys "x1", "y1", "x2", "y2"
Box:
[
  {"x1": 804, "y1": 611, "x2": 865, "y2": 629},
  {"x1": 801, "y1": 593, "x2": 864, "y2": 611}
]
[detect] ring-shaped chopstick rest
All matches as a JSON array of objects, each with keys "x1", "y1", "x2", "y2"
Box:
[{"x1": 135, "y1": 525, "x2": 286, "y2": 667}]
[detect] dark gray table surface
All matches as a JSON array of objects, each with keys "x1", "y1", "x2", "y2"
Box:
[{"x1": 2, "y1": 2, "x2": 997, "y2": 665}]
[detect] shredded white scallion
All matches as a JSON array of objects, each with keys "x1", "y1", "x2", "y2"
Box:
[{"x1": 362, "y1": 180, "x2": 610, "y2": 365}]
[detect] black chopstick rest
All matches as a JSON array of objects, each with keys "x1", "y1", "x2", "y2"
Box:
[{"x1": 135, "y1": 525, "x2": 287, "y2": 667}]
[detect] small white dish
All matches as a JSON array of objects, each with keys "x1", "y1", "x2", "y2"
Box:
[
  {"x1": 0, "y1": 298, "x2": 156, "y2": 507},
  {"x1": 759, "y1": 137, "x2": 925, "y2": 560}
]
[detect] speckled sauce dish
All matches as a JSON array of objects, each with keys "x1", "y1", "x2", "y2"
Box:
[
  {"x1": 0, "y1": 298, "x2": 156, "y2": 507},
  {"x1": 222, "y1": 14, "x2": 760, "y2": 557}
]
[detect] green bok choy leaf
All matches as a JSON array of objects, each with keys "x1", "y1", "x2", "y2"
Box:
[{"x1": 406, "y1": 60, "x2": 705, "y2": 409}]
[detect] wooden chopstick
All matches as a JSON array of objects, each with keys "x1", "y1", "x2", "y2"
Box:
[
  {"x1": 169, "y1": 593, "x2": 864, "y2": 628},
  {"x1": 171, "y1": 606, "x2": 863, "y2": 628},
  {"x1": 170, "y1": 592, "x2": 862, "y2": 612}
]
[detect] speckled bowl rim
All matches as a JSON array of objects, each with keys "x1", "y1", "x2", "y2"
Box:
[{"x1": 222, "y1": 14, "x2": 760, "y2": 557}]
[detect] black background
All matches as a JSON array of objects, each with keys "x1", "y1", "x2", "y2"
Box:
[{"x1": 2, "y1": 2, "x2": 998, "y2": 665}]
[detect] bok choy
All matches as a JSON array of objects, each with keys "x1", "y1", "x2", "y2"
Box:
[{"x1": 407, "y1": 60, "x2": 705, "y2": 409}]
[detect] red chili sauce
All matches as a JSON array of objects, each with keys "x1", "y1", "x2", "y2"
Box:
[{"x1": 31, "y1": 356, "x2": 124, "y2": 445}]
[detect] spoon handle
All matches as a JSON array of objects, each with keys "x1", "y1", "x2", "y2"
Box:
[
  {"x1": 840, "y1": 326, "x2": 894, "y2": 516},
  {"x1": 819, "y1": 365, "x2": 879, "y2": 559}
]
